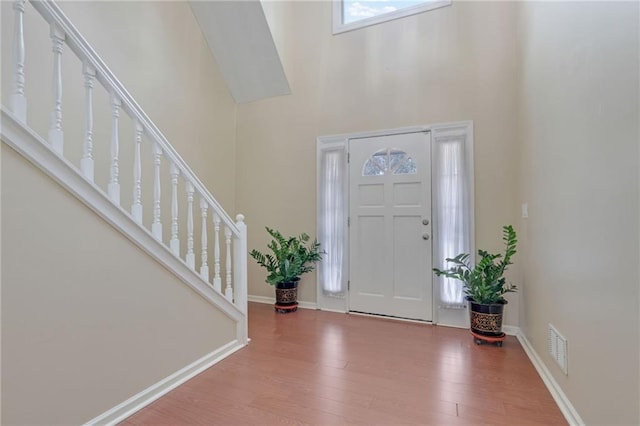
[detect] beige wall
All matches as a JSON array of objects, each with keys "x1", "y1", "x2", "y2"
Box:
[
  {"x1": 518, "y1": 2, "x2": 639, "y2": 424},
  {"x1": 1, "y1": 145, "x2": 237, "y2": 425},
  {"x1": 238, "y1": 1, "x2": 522, "y2": 325},
  {"x1": 4, "y1": 1, "x2": 639, "y2": 424},
  {"x1": 1, "y1": 2, "x2": 240, "y2": 424}
]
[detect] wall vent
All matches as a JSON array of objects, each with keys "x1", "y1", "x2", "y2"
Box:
[{"x1": 548, "y1": 324, "x2": 568, "y2": 375}]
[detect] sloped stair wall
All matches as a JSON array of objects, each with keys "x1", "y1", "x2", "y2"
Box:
[{"x1": 1, "y1": 0, "x2": 248, "y2": 424}]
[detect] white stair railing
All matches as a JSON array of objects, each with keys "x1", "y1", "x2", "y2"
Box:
[{"x1": 6, "y1": 0, "x2": 248, "y2": 328}]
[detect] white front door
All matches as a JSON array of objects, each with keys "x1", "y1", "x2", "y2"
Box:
[{"x1": 348, "y1": 132, "x2": 432, "y2": 321}]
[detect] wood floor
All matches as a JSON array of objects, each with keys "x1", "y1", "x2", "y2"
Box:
[{"x1": 121, "y1": 302, "x2": 567, "y2": 425}]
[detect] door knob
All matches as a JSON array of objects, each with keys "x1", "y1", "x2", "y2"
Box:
[
  {"x1": 422, "y1": 233, "x2": 430, "y2": 240},
  {"x1": 422, "y1": 219, "x2": 430, "y2": 225}
]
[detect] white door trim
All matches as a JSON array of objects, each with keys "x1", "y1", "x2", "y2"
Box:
[{"x1": 316, "y1": 121, "x2": 474, "y2": 327}]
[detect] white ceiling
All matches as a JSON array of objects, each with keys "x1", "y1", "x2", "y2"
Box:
[{"x1": 189, "y1": 0, "x2": 291, "y2": 104}]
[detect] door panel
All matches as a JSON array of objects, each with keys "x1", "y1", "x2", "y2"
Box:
[
  {"x1": 358, "y1": 184, "x2": 385, "y2": 206},
  {"x1": 393, "y1": 182, "x2": 421, "y2": 206},
  {"x1": 355, "y1": 215, "x2": 387, "y2": 296},
  {"x1": 349, "y1": 132, "x2": 432, "y2": 321},
  {"x1": 393, "y1": 215, "x2": 425, "y2": 300}
]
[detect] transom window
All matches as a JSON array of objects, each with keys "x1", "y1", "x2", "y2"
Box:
[
  {"x1": 362, "y1": 148, "x2": 417, "y2": 176},
  {"x1": 333, "y1": 0, "x2": 451, "y2": 34}
]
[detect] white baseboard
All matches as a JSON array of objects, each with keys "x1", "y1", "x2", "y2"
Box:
[
  {"x1": 294, "y1": 300, "x2": 319, "y2": 310},
  {"x1": 248, "y1": 294, "x2": 318, "y2": 310},
  {"x1": 516, "y1": 330, "x2": 585, "y2": 426},
  {"x1": 318, "y1": 307, "x2": 349, "y2": 314},
  {"x1": 247, "y1": 294, "x2": 275, "y2": 305},
  {"x1": 84, "y1": 340, "x2": 246, "y2": 426},
  {"x1": 250, "y1": 294, "x2": 521, "y2": 332},
  {"x1": 502, "y1": 325, "x2": 520, "y2": 336}
]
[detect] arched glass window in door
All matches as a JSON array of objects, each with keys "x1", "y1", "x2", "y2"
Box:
[{"x1": 362, "y1": 148, "x2": 417, "y2": 176}]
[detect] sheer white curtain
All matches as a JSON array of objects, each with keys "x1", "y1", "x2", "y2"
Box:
[
  {"x1": 433, "y1": 136, "x2": 472, "y2": 308},
  {"x1": 318, "y1": 148, "x2": 347, "y2": 295}
]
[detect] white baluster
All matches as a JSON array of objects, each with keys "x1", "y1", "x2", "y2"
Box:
[
  {"x1": 107, "y1": 93, "x2": 121, "y2": 204},
  {"x1": 186, "y1": 181, "x2": 195, "y2": 269},
  {"x1": 131, "y1": 120, "x2": 143, "y2": 224},
  {"x1": 213, "y1": 213, "x2": 222, "y2": 292},
  {"x1": 48, "y1": 23, "x2": 65, "y2": 154},
  {"x1": 200, "y1": 198, "x2": 209, "y2": 281},
  {"x1": 11, "y1": 0, "x2": 27, "y2": 122},
  {"x1": 169, "y1": 163, "x2": 180, "y2": 256},
  {"x1": 80, "y1": 61, "x2": 96, "y2": 181},
  {"x1": 151, "y1": 142, "x2": 163, "y2": 241},
  {"x1": 225, "y1": 226, "x2": 233, "y2": 302}
]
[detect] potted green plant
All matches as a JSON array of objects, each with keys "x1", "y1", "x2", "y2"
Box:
[
  {"x1": 250, "y1": 227, "x2": 324, "y2": 313},
  {"x1": 433, "y1": 225, "x2": 517, "y2": 339}
]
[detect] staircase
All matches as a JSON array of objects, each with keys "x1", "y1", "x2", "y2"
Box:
[{"x1": 1, "y1": 1, "x2": 247, "y2": 424}]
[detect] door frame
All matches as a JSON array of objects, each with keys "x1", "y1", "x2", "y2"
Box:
[{"x1": 316, "y1": 121, "x2": 474, "y2": 327}]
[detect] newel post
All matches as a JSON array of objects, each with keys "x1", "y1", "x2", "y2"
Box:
[
  {"x1": 224, "y1": 226, "x2": 233, "y2": 301},
  {"x1": 233, "y1": 213, "x2": 248, "y2": 342}
]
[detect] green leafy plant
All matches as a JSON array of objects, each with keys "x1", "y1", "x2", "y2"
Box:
[
  {"x1": 433, "y1": 225, "x2": 518, "y2": 304},
  {"x1": 250, "y1": 227, "x2": 324, "y2": 286}
]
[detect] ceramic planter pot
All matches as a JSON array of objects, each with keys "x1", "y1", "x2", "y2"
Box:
[
  {"x1": 274, "y1": 278, "x2": 300, "y2": 313},
  {"x1": 275, "y1": 280, "x2": 298, "y2": 305},
  {"x1": 469, "y1": 299, "x2": 507, "y2": 337}
]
